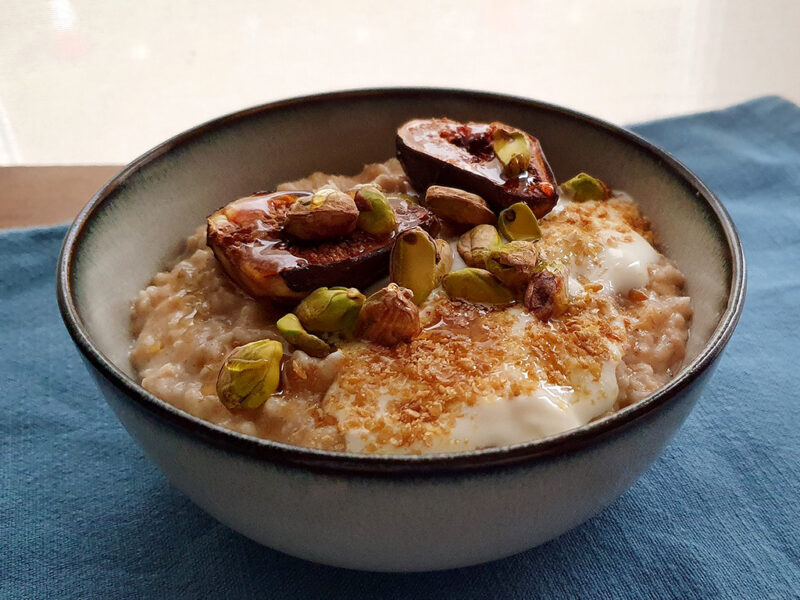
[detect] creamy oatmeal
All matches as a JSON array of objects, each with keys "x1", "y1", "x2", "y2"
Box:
[{"x1": 130, "y1": 119, "x2": 691, "y2": 454}]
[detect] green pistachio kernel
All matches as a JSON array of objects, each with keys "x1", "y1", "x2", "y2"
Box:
[
  {"x1": 492, "y1": 125, "x2": 532, "y2": 178},
  {"x1": 560, "y1": 172, "x2": 611, "y2": 202},
  {"x1": 498, "y1": 202, "x2": 543, "y2": 242},
  {"x1": 354, "y1": 186, "x2": 397, "y2": 235},
  {"x1": 442, "y1": 267, "x2": 514, "y2": 305},
  {"x1": 485, "y1": 240, "x2": 539, "y2": 292},
  {"x1": 294, "y1": 286, "x2": 365, "y2": 333},
  {"x1": 276, "y1": 313, "x2": 332, "y2": 358},
  {"x1": 390, "y1": 227, "x2": 445, "y2": 305},
  {"x1": 216, "y1": 339, "x2": 283, "y2": 409},
  {"x1": 456, "y1": 224, "x2": 503, "y2": 269}
]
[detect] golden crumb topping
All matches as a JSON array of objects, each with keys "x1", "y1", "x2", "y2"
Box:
[{"x1": 325, "y1": 292, "x2": 625, "y2": 452}]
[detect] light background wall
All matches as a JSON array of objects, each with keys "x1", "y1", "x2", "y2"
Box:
[{"x1": 1, "y1": 0, "x2": 797, "y2": 164}]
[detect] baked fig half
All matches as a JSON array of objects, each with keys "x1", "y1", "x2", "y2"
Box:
[
  {"x1": 208, "y1": 191, "x2": 440, "y2": 302},
  {"x1": 396, "y1": 118, "x2": 558, "y2": 218}
]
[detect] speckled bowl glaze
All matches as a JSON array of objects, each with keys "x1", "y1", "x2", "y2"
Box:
[{"x1": 57, "y1": 89, "x2": 745, "y2": 572}]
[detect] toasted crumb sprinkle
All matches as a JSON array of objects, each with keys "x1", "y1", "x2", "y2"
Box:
[{"x1": 324, "y1": 283, "x2": 626, "y2": 450}]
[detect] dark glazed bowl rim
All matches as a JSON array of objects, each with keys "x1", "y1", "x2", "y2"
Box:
[{"x1": 57, "y1": 88, "x2": 746, "y2": 478}]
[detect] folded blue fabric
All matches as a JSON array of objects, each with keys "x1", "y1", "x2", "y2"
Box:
[{"x1": 1, "y1": 97, "x2": 798, "y2": 599}]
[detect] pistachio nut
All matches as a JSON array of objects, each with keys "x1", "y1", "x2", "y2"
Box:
[
  {"x1": 356, "y1": 283, "x2": 421, "y2": 346},
  {"x1": 390, "y1": 227, "x2": 447, "y2": 305},
  {"x1": 424, "y1": 185, "x2": 495, "y2": 227},
  {"x1": 294, "y1": 286, "x2": 365, "y2": 333},
  {"x1": 457, "y1": 224, "x2": 503, "y2": 269},
  {"x1": 276, "y1": 313, "x2": 332, "y2": 358},
  {"x1": 560, "y1": 172, "x2": 611, "y2": 202},
  {"x1": 485, "y1": 240, "x2": 539, "y2": 292},
  {"x1": 353, "y1": 186, "x2": 397, "y2": 235},
  {"x1": 216, "y1": 339, "x2": 283, "y2": 409},
  {"x1": 498, "y1": 202, "x2": 543, "y2": 242},
  {"x1": 284, "y1": 188, "x2": 359, "y2": 241},
  {"x1": 492, "y1": 124, "x2": 532, "y2": 178},
  {"x1": 524, "y1": 262, "x2": 570, "y2": 321},
  {"x1": 442, "y1": 268, "x2": 514, "y2": 305},
  {"x1": 433, "y1": 238, "x2": 454, "y2": 282}
]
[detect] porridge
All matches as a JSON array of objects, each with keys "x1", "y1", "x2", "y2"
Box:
[{"x1": 130, "y1": 118, "x2": 692, "y2": 454}]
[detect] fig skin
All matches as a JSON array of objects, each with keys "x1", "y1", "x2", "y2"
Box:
[
  {"x1": 207, "y1": 191, "x2": 439, "y2": 303},
  {"x1": 396, "y1": 118, "x2": 558, "y2": 218}
]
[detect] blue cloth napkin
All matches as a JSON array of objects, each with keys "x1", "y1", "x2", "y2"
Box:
[{"x1": 2, "y1": 96, "x2": 798, "y2": 599}]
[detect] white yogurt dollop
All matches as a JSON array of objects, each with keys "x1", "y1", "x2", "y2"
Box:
[
  {"x1": 571, "y1": 230, "x2": 659, "y2": 294},
  {"x1": 448, "y1": 361, "x2": 619, "y2": 448}
]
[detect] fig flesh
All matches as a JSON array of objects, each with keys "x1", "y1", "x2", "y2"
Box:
[
  {"x1": 208, "y1": 191, "x2": 439, "y2": 302},
  {"x1": 396, "y1": 118, "x2": 558, "y2": 218}
]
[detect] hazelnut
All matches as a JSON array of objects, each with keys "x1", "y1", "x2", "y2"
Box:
[{"x1": 356, "y1": 283, "x2": 421, "y2": 346}]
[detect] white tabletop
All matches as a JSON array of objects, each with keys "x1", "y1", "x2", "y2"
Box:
[{"x1": 1, "y1": 0, "x2": 798, "y2": 165}]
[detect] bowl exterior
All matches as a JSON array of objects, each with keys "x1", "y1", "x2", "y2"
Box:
[
  {"x1": 85, "y1": 355, "x2": 717, "y2": 571},
  {"x1": 60, "y1": 88, "x2": 744, "y2": 572}
]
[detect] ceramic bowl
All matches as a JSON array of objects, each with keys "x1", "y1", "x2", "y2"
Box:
[{"x1": 57, "y1": 88, "x2": 745, "y2": 571}]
